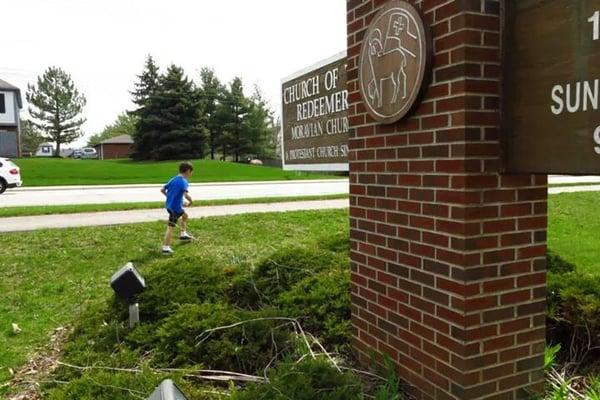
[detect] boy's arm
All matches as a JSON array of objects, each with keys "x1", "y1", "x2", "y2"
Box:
[
  {"x1": 184, "y1": 191, "x2": 193, "y2": 206},
  {"x1": 160, "y1": 186, "x2": 167, "y2": 196}
]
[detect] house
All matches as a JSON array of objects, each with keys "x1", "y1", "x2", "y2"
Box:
[
  {"x1": 35, "y1": 142, "x2": 54, "y2": 157},
  {"x1": 94, "y1": 134, "x2": 134, "y2": 160},
  {"x1": 0, "y1": 79, "x2": 23, "y2": 157}
]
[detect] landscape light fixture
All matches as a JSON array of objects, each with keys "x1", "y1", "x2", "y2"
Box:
[
  {"x1": 110, "y1": 262, "x2": 146, "y2": 328},
  {"x1": 147, "y1": 379, "x2": 189, "y2": 400}
]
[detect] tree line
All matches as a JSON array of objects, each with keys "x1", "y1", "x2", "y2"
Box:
[{"x1": 22, "y1": 57, "x2": 279, "y2": 161}]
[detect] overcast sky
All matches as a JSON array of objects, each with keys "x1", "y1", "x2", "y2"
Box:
[{"x1": 0, "y1": 0, "x2": 346, "y2": 147}]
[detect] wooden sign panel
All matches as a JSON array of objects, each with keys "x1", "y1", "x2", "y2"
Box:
[
  {"x1": 281, "y1": 53, "x2": 348, "y2": 171},
  {"x1": 503, "y1": 0, "x2": 600, "y2": 174}
]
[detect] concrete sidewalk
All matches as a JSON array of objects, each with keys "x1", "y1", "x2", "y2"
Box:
[
  {"x1": 0, "y1": 199, "x2": 349, "y2": 233},
  {"x1": 1, "y1": 179, "x2": 349, "y2": 208}
]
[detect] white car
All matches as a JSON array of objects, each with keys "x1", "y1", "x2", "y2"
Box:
[
  {"x1": 0, "y1": 157, "x2": 22, "y2": 194},
  {"x1": 80, "y1": 148, "x2": 98, "y2": 159}
]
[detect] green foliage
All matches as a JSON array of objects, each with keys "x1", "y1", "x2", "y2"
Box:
[
  {"x1": 19, "y1": 119, "x2": 45, "y2": 154},
  {"x1": 547, "y1": 250, "x2": 576, "y2": 274},
  {"x1": 131, "y1": 55, "x2": 160, "y2": 109},
  {"x1": 88, "y1": 113, "x2": 138, "y2": 147},
  {"x1": 133, "y1": 64, "x2": 206, "y2": 160},
  {"x1": 232, "y1": 358, "x2": 364, "y2": 400},
  {"x1": 276, "y1": 269, "x2": 351, "y2": 353},
  {"x1": 199, "y1": 68, "x2": 226, "y2": 160},
  {"x1": 153, "y1": 304, "x2": 293, "y2": 373},
  {"x1": 373, "y1": 358, "x2": 402, "y2": 400},
  {"x1": 547, "y1": 251, "x2": 600, "y2": 371},
  {"x1": 47, "y1": 368, "x2": 223, "y2": 400},
  {"x1": 26, "y1": 66, "x2": 87, "y2": 155},
  {"x1": 130, "y1": 55, "x2": 276, "y2": 161},
  {"x1": 120, "y1": 256, "x2": 226, "y2": 323},
  {"x1": 548, "y1": 268, "x2": 600, "y2": 333},
  {"x1": 545, "y1": 344, "x2": 561, "y2": 371},
  {"x1": 250, "y1": 247, "x2": 342, "y2": 301}
]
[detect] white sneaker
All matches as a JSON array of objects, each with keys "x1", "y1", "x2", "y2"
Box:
[
  {"x1": 180, "y1": 232, "x2": 194, "y2": 241},
  {"x1": 162, "y1": 246, "x2": 174, "y2": 255}
]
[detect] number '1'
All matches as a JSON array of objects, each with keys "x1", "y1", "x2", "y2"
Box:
[{"x1": 590, "y1": 11, "x2": 600, "y2": 41}]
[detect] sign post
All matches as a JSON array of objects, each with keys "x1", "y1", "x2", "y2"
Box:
[
  {"x1": 503, "y1": 0, "x2": 600, "y2": 174},
  {"x1": 281, "y1": 53, "x2": 349, "y2": 171}
]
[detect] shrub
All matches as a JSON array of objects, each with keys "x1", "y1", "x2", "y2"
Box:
[
  {"x1": 276, "y1": 269, "x2": 352, "y2": 354},
  {"x1": 151, "y1": 303, "x2": 294, "y2": 373},
  {"x1": 229, "y1": 247, "x2": 343, "y2": 308},
  {"x1": 113, "y1": 256, "x2": 227, "y2": 323},
  {"x1": 547, "y1": 251, "x2": 600, "y2": 365},
  {"x1": 46, "y1": 368, "x2": 223, "y2": 400},
  {"x1": 547, "y1": 250, "x2": 576, "y2": 274},
  {"x1": 232, "y1": 358, "x2": 364, "y2": 400}
]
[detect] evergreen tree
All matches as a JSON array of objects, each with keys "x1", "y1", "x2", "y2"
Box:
[
  {"x1": 88, "y1": 113, "x2": 138, "y2": 146},
  {"x1": 219, "y1": 77, "x2": 251, "y2": 162},
  {"x1": 130, "y1": 56, "x2": 160, "y2": 158},
  {"x1": 130, "y1": 55, "x2": 160, "y2": 110},
  {"x1": 26, "y1": 67, "x2": 87, "y2": 156},
  {"x1": 245, "y1": 86, "x2": 276, "y2": 159},
  {"x1": 133, "y1": 64, "x2": 205, "y2": 160},
  {"x1": 19, "y1": 119, "x2": 45, "y2": 154},
  {"x1": 198, "y1": 68, "x2": 225, "y2": 160}
]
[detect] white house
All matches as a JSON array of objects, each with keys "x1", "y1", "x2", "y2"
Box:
[
  {"x1": 35, "y1": 142, "x2": 54, "y2": 157},
  {"x1": 0, "y1": 79, "x2": 23, "y2": 157}
]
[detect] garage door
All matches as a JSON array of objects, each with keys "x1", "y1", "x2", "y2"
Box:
[{"x1": 0, "y1": 131, "x2": 18, "y2": 157}]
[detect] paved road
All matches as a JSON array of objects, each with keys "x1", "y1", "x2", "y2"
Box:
[
  {"x1": 0, "y1": 175, "x2": 598, "y2": 209},
  {"x1": 0, "y1": 179, "x2": 349, "y2": 208},
  {"x1": 0, "y1": 199, "x2": 349, "y2": 233}
]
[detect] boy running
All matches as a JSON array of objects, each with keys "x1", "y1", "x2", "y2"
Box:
[{"x1": 161, "y1": 161, "x2": 194, "y2": 255}]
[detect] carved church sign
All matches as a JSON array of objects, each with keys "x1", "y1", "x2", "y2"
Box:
[{"x1": 359, "y1": 0, "x2": 431, "y2": 124}]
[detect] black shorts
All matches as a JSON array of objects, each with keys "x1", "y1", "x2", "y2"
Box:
[{"x1": 167, "y1": 209, "x2": 184, "y2": 227}]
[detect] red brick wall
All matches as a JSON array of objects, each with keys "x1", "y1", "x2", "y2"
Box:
[
  {"x1": 98, "y1": 144, "x2": 132, "y2": 160},
  {"x1": 347, "y1": 1, "x2": 547, "y2": 399}
]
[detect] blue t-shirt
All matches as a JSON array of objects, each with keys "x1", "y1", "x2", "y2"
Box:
[{"x1": 164, "y1": 175, "x2": 189, "y2": 213}]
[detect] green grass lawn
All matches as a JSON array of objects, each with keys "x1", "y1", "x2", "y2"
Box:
[
  {"x1": 0, "y1": 194, "x2": 349, "y2": 218},
  {"x1": 0, "y1": 209, "x2": 349, "y2": 393},
  {"x1": 548, "y1": 191, "x2": 600, "y2": 275},
  {"x1": 13, "y1": 158, "x2": 340, "y2": 186}
]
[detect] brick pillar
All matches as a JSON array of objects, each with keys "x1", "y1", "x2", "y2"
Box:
[{"x1": 347, "y1": 1, "x2": 548, "y2": 399}]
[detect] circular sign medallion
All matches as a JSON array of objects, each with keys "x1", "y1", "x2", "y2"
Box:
[{"x1": 359, "y1": 1, "x2": 430, "y2": 124}]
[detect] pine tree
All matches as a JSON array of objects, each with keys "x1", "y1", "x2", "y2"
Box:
[
  {"x1": 219, "y1": 77, "x2": 251, "y2": 162},
  {"x1": 26, "y1": 67, "x2": 87, "y2": 156},
  {"x1": 133, "y1": 65, "x2": 205, "y2": 160},
  {"x1": 131, "y1": 55, "x2": 160, "y2": 110},
  {"x1": 198, "y1": 68, "x2": 225, "y2": 160},
  {"x1": 245, "y1": 86, "x2": 276, "y2": 159}
]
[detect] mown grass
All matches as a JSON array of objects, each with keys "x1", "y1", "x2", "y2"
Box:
[
  {"x1": 548, "y1": 192, "x2": 600, "y2": 276},
  {"x1": 0, "y1": 194, "x2": 349, "y2": 218},
  {"x1": 0, "y1": 209, "x2": 349, "y2": 394},
  {"x1": 12, "y1": 158, "x2": 339, "y2": 186}
]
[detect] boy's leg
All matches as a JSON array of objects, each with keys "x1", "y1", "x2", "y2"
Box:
[
  {"x1": 163, "y1": 210, "x2": 177, "y2": 252},
  {"x1": 179, "y1": 212, "x2": 188, "y2": 235},
  {"x1": 163, "y1": 225, "x2": 174, "y2": 247}
]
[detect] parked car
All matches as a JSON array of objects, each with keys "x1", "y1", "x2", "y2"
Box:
[
  {"x1": 0, "y1": 158, "x2": 22, "y2": 194},
  {"x1": 72, "y1": 149, "x2": 83, "y2": 158},
  {"x1": 73, "y1": 148, "x2": 98, "y2": 159}
]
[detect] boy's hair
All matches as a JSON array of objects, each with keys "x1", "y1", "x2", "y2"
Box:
[{"x1": 179, "y1": 161, "x2": 194, "y2": 174}]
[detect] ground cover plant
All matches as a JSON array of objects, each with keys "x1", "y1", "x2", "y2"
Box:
[{"x1": 11, "y1": 158, "x2": 338, "y2": 186}]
